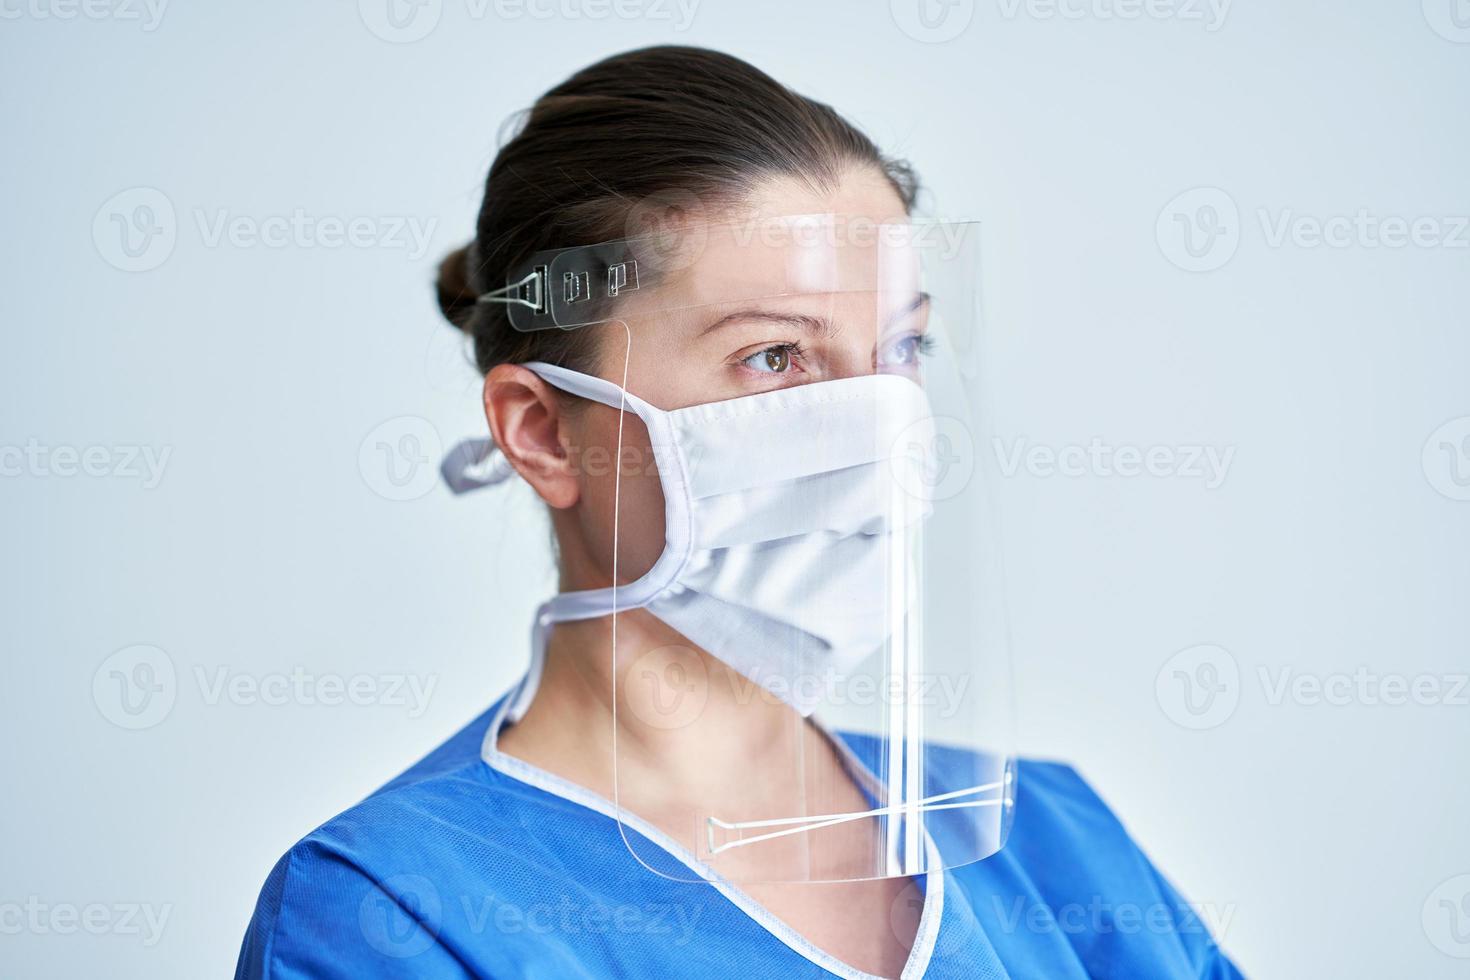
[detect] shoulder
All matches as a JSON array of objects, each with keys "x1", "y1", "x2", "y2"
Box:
[
  {"x1": 1008, "y1": 758, "x2": 1180, "y2": 886},
  {"x1": 234, "y1": 701, "x2": 572, "y2": 979},
  {"x1": 1005, "y1": 757, "x2": 1174, "y2": 897},
  {"x1": 1014, "y1": 758, "x2": 1132, "y2": 835},
  {"x1": 984, "y1": 759, "x2": 1242, "y2": 978}
]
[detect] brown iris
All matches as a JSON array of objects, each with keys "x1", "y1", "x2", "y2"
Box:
[{"x1": 761, "y1": 347, "x2": 791, "y2": 372}]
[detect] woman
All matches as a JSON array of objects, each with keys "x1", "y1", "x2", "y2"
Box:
[{"x1": 237, "y1": 46, "x2": 1240, "y2": 979}]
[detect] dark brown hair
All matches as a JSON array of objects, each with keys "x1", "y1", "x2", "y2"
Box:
[{"x1": 435, "y1": 45, "x2": 918, "y2": 375}]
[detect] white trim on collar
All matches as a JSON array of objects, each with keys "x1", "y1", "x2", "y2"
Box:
[{"x1": 480, "y1": 664, "x2": 945, "y2": 980}]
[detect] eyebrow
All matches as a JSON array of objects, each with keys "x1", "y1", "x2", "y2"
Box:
[
  {"x1": 699, "y1": 293, "x2": 931, "y2": 338},
  {"x1": 699, "y1": 309, "x2": 838, "y2": 338}
]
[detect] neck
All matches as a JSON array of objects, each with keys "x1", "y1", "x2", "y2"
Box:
[{"x1": 498, "y1": 608, "x2": 820, "y2": 805}]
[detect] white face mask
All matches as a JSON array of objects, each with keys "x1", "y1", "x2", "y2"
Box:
[{"x1": 446, "y1": 361, "x2": 935, "y2": 716}]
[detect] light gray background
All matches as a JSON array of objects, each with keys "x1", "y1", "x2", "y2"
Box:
[{"x1": 3, "y1": 1, "x2": 1468, "y2": 977}]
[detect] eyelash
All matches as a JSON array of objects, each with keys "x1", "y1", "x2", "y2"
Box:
[
  {"x1": 737, "y1": 332, "x2": 934, "y2": 375},
  {"x1": 879, "y1": 332, "x2": 936, "y2": 366},
  {"x1": 902, "y1": 334, "x2": 937, "y2": 357},
  {"x1": 739, "y1": 341, "x2": 807, "y2": 374}
]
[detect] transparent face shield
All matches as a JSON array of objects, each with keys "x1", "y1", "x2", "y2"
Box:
[{"x1": 487, "y1": 215, "x2": 1014, "y2": 884}]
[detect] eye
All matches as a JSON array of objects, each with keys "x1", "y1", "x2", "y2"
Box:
[
  {"x1": 742, "y1": 344, "x2": 798, "y2": 373},
  {"x1": 881, "y1": 332, "x2": 935, "y2": 367}
]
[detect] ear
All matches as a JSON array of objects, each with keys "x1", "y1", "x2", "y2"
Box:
[{"x1": 483, "y1": 364, "x2": 580, "y2": 510}]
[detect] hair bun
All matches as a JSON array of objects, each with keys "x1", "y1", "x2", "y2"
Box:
[{"x1": 435, "y1": 243, "x2": 479, "y2": 331}]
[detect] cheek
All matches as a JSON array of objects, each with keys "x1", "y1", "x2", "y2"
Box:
[{"x1": 574, "y1": 410, "x2": 668, "y2": 583}]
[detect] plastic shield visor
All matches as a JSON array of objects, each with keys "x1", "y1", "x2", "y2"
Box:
[{"x1": 500, "y1": 216, "x2": 1014, "y2": 884}]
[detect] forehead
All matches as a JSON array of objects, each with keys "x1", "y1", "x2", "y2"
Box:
[
  {"x1": 626, "y1": 215, "x2": 928, "y2": 322},
  {"x1": 618, "y1": 166, "x2": 915, "y2": 314}
]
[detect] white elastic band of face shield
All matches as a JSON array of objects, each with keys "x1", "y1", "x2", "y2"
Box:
[{"x1": 704, "y1": 774, "x2": 1014, "y2": 858}]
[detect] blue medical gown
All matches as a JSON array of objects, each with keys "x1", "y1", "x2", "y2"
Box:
[{"x1": 236, "y1": 693, "x2": 1242, "y2": 979}]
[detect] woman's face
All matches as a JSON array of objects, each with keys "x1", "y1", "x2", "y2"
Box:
[
  {"x1": 539, "y1": 167, "x2": 921, "y2": 589},
  {"x1": 604, "y1": 167, "x2": 920, "y2": 409}
]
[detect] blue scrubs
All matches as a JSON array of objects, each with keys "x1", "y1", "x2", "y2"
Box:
[{"x1": 236, "y1": 689, "x2": 1241, "y2": 979}]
